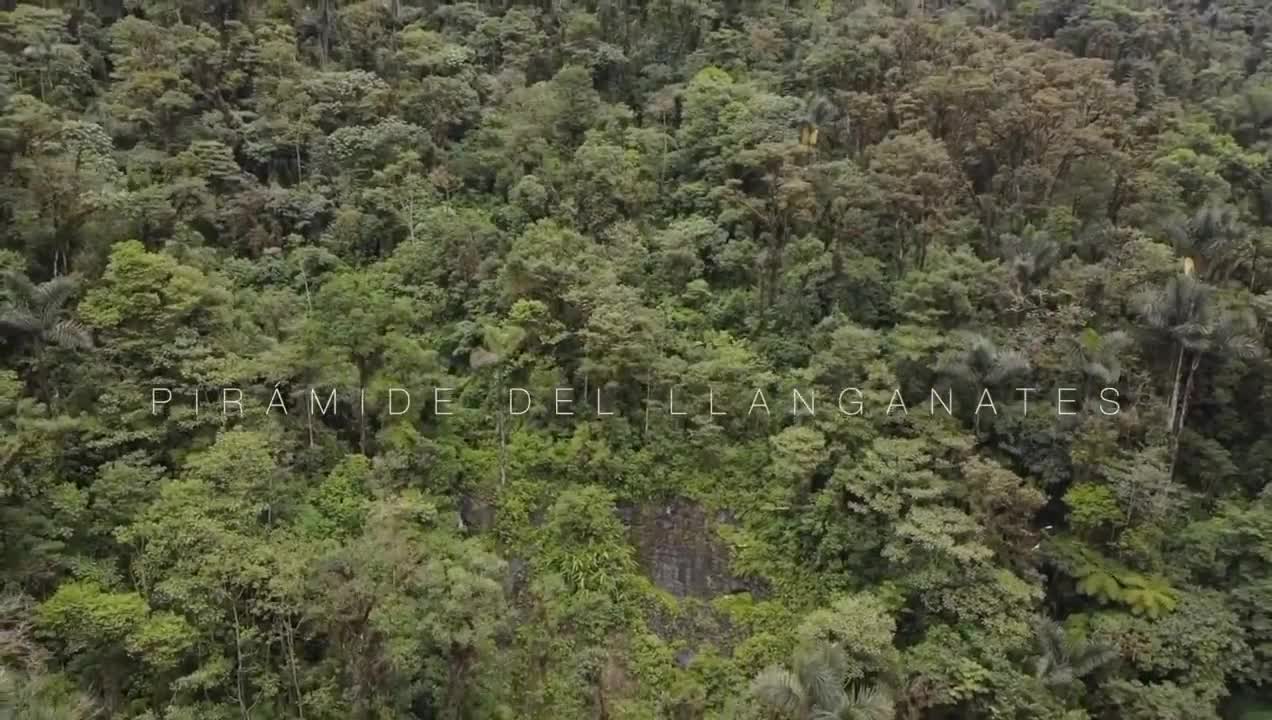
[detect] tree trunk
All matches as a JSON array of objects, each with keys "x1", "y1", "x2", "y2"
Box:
[
  {"x1": 357, "y1": 362, "x2": 369, "y2": 455},
  {"x1": 283, "y1": 615, "x2": 306, "y2": 719},
  {"x1": 318, "y1": 0, "x2": 332, "y2": 66},
  {"x1": 232, "y1": 603, "x2": 250, "y2": 720},
  {"x1": 497, "y1": 382, "x2": 508, "y2": 487},
  {"x1": 1165, "y1": 344, "x2": 1185, "y2": 433},
  {"x1": 1168, "y1": 354, "x2": 1203, "y2": 481},
  {"x1": 643, "y1": 379, "x2": 652, "y2": 436}
]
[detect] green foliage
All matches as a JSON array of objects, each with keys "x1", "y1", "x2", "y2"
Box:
[
  {"x1": 36, "y1": 582, "x2": 146, "y2": 645},
  {"x1": 793, "y1": 594, "x2": 897, "y2": 683},
  {"x1": 1052, "y1": 540, "x2": 1180, "y2": 618},
  {"x1": 749, "y1": 641, "x2": 894, "y2": 720},
  {"x1": 538, "y1": 486, "x2": 640, "y2": 601},
  {"x1": 1064, "y1": 483, "x2": 1123, "y2": 534}
]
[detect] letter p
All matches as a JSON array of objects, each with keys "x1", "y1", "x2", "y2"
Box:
[{"x1": 152, "y1": 387, "x2": 172, "y2": 415}]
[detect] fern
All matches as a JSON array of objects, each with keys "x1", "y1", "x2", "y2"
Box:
[{"x1": 1049, "y1": 538, "x2": 1178, "y2": 616}]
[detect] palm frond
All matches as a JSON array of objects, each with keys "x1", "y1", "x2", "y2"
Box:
[
  {"x1": 812, "y1": 683, "x2": 896, "y2": 720},
  {"x1": 0, "y1": 271, "x2": 35, "y2": 304},
  {"x1": 1033, "y1": 616, "x2": 1116, "y2": 687},
  {"x1": 1174, "y1": 320, "x2": 1211, "y2": 349},
  {"x1": 752, "y1": 666, "x2": 806, "y2": 717},
  {"x1": 1209, "y1": 310, "x2": 1261, "y2": 361},
  {"x1": 28, "y1": 276, "x2": 78, "y2": 312},
  {"x1": 805, "y1": 94, "x2": 837, "y2": 125},
  {"x1": 0, "y1": 271, "x2": 91, "y2": 351},
  {"x1": 1102, "y1": 330, "x2": 1132, "y2": 355},
  {"x1": 1135, "y1": 287, "x2": 1169, "y2": 330},
  {"x1": 794, "y1": 641, "x2": 849, "y2": 710},
  {"x1": 47, "y1": 320, "x2": 92, "y2": 350},
  {"x1": 1069, "y1": 642, "x2": 1118, "y2": 678},
  {"x1": 1005, "y1": 228, "x2": 1061, "y2": 285},
  {"x1": 1082, "y1": 361, "x2": 1118, "y2": 384},
  {"x1": 965, "y1": 336, "x2": 996, "y2": 373},
  {"x1": 1140, "y1": 275, "x2": 1213, "y2": 333},
  {"x1": 1040, "y1": 666, "x2": 1076, "y2": 687},
  {"x1": 987, "y1": 349, "x2": 1030, "y2": 384},
  {"x1": 0, "y1": 309, "x2": 41, "y2": 335},
  {"x1": 1033, "y1": 617, "x2": 1067, "y2": 667},
  {"x1": 842, "y1": 683, "x2": 895, "y2": 720},
  {"x1": 1075, "y1": 329, "x2": 1129, "y2": 381}
]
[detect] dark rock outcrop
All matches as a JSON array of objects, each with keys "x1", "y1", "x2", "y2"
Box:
[{"x1": 619, "y1": 498, "x2": 766, "y2": 599}]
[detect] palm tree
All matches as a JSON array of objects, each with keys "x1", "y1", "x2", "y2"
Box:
[
  {"x1": 1171, "y1": 308, "x2": 1260, "y2": 475},
  {"x1": 1169, "y1": 204, "x2": 1252, "y2": 283},
  {"x1": 470, "y1": 322, "x2": 526, "y2": 486},
  {"x1": 0, "y1": 272, "x2": 91, "y2": 349},
  {"x1": 938, "y1": 334, "x2": 1030, "y2": 436},
  {"x1": 1032, "y1": 617, "x2": 1117, "y2": 688},
  {"x1": 1003, "y1": 227, "x2": 1062, "y2": 299},
  {"x1": 0, "y1": 271, "x2": 92, "y2": 404},
  {"x1": 751, "y1": 641, "x2": 894, "y2": 720},
  {"x1": 800, "y1": 94, "x2": 840, "y2": 151},
  {"x1": 1136, "y1": 274, "x2": 1210, "y2": 434},
  {"x1": 1070, "y1": 328, "x2": 1132, "y2": 396},
  {"x1": 1137, "y1": 273, "x2": 1260, "y2": 477}
]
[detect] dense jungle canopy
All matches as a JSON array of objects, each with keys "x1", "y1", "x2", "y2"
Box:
[{"x1": 4, "y1": 0, "x2": 1272, "y2": 718}]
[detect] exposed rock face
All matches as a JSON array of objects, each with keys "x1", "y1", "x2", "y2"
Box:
[
  {"x1": 465, "y1": 492, "x2": 764, "y2": 602},
  {"x1": 619, "y1": 498, "x2": 764, "y2": 599}
]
